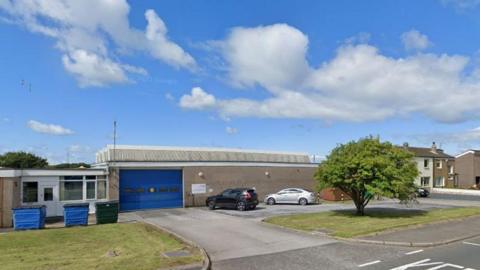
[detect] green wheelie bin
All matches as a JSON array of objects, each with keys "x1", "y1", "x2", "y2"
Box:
[{"x1": 95, "y1": 201, "x2": 119, "y2": 224}]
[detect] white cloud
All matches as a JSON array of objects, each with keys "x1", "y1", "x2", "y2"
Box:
[
  {"x1": 181, "y1": 24, "x2": 480, "y2": 123},
  {"x1": 0, "y1": 0, "x2": 195, "y2": 87},
  {"x1": 441, "y1": 0, "x2": 480, "y2": 10},
  {"x1": 27, "y1": 120, "x2": 74, "y2": 135},
  {"x1": 225, "y1": 126, "x2": 238, "y2": 135},
  {"x1": 401, "y1": 29, "x2": 431, "y2": 51},
  {"x1": 179, "y1": 87, "x2": 217, "y2": 109}
]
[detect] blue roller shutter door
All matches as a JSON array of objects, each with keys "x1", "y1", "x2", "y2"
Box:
[{"x1": 119, "y1": 170, "x2": 183, "y2": 211}]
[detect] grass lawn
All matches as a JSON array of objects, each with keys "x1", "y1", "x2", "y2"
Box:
[
  {"x1": 265, "y1": 207, "x2": 480, "y2": 238},
  {"x1": 0, "y1": 222, "x2": 203, "y2": 270}
]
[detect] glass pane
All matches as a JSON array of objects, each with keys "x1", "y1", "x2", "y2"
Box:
[
  {"x1": 97, "y1": 180, "x2": 107, "y2": 199},
  {"x1": 86, "y1": 182, "x2": 95, "y2": 199},
  {"x1": 44, "y1": 188, "x2": 53, "y2": 201},
  {"x1": 86, "y1": 175, "x2": 96, "y2": 180},
  {"x1": 62, "y1": 176, "x2": 83, "y2": 180},
  {"x1": 23, "y1": 182, "x2": 38, "y2": 203},
  {"x1": 60, "y1": 181, "x2": 83, "y2": 201}
]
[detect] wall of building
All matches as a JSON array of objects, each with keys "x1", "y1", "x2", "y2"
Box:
[
  {"x1": 456, "y1": 153, "x2": 475, "y2": 188},
  {"x1": 414, "y1": 157, "x2": 433, "y2": 188},
  {"x1": 108, "y1": 167, "x2": 119, "y2": 201},
  {"x1": 433, "y1": 158, "x2": 453, "y2": 188},
  {"x1": 182, "y1": 165, "x2": 317, "y2": 206},
  {"x1": 0, "y1": 177, "x2": 21, "y2": 228}
]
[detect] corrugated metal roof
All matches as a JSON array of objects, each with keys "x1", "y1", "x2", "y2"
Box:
[{"x1": 96, "y1": 145, "x2": 311, "y2": 164}]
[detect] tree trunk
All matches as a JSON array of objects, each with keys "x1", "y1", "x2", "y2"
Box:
[{"x1": 356, "y1": 203, "x2": 365, "y2": 216}]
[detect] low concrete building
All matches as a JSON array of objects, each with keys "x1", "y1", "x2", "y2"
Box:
[
  {"x1": 455, "y1": 150, "x2": 480, "y2": 188},
  {"x1": 403, "y1": 142, "x2": 455, "y2": 189}
]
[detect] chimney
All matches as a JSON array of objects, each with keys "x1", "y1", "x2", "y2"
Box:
[{"x1": 431, "y1": 142, "x2": 437, "y2": 153}]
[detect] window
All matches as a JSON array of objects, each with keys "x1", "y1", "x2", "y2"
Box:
[
  {"x1": 86, "y1": 182, "x2": 96, "y2": 200},
  {"x1": 60, "y1": 181, "x2": 83, "y2": 201},
  {"x1": 23, "y1": 182, "x2": 38, "y2": 203},
  {"x1": 448, "y1": 165, "x2": 454, "y2": 174},
  {"x1": 97, "y1": 180, "x2": 107, "y2": 199},
  {"x1": 476, "y1": 177, "x2": 480, "y2": 185},
  {"x1": 436, "y1": 161, "x2": 442, "y2": 169},
  {"x1": 420, "y1": 177, "x2": 430, "y2": 187},
  {"x1": 434, "y1": 176, "x2": 445, "y2": 187},
  {"x1": 43, "y1": 187, "x2": 53, "y2": 201},
  {"x1": 424, "y1": 159, "x2": 429, "y2": 168}
]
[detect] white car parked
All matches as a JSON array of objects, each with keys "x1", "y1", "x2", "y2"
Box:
[{"x1": 264, "y1": 188, "x2": 316, "y2": 205}]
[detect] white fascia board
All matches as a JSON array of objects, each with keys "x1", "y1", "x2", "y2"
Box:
[
  {"x1": 455, "y1": 150, "x2": 475, "y2": 159},
  {"x1": 20, "y1": 169, "x2": 107, "y2": 177},
  {"x1": 0, "y1": 169, "x2": 21, "y2": 177},
  {"x1": 104, "y1": 161, "x2": 318, "y2": 168}
]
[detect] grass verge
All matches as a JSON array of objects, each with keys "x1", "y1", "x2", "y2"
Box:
[
  {"x1": 264, "y1": 207, "x2": 480, "y2": 238},
  {"x1": 0, "y1": 222, "x2": 203, "y2": 270}
]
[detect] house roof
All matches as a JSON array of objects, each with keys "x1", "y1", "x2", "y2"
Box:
[
  {"x1": 95, "y1": 145, "x2": 312, "y2": 164},
  {"x1": 455, "y1": 150, "x2": 480, "y2": 158},
  {"x1": 403, "y1": 146, "x2": 454, "y2": 159}
]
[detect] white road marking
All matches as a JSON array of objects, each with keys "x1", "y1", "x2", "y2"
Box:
[
  {"x1": 358, "y1": 260, "x2": 381, "y2": 267},
  {"x1": 405, "y1": 249, "x2": 423, "y2": 255},
  {"x1": 463, "y1": 241, "x2": 480, "y2": 247}
]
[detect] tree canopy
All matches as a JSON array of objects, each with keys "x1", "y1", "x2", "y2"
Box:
[
  {"x1": 51, "y1": 163, "x2": 91, "y2": 169},
  {"x1": 0, "y1": 151, "x2": 48, "y2": 169},
  {"x1": 316, "y1": 137, "x2": 418, "y2": 215}
]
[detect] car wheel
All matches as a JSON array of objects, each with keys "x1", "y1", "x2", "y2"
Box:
[
  {"x1": 299, "y1": 198, "x2": 308, "y2": 206},
  {"x1": 208, "y1": 201, "x2": 216, "y2": 210},
  {"x1": 267, "y1": 198, "x2": 275, "y2": 205},
  {"x1": 237, "y1": 201, "x2": 246, "y2": 211}
]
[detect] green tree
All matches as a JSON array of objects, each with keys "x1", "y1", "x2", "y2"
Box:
[
  {"x1": 316, "y1": 137, "x2": 418, "y2": 215},
  {"x1": 0, "y1": 151, "x2": 48, "y2": 169}
]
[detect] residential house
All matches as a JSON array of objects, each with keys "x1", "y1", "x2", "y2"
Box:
[
  {"x1": 455, "y1": 150, "x2": 480, "y2": 188},
  {"x1": 403, "y1": 142, "x2": 455, "y2": 189}
]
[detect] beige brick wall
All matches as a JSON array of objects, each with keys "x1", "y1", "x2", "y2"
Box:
[
  {"x1": 456, "y1": 153, "x2": 475, "y2": 188},
  {"x1": 182, "y1": 166, "x2": 317, "y2": 207},
  {"x1": 108, "y1": 167, "x2": 119, "y2": 201},
  {"x1": 0, "y1": 177, "x2": 21, "y2": 228}
]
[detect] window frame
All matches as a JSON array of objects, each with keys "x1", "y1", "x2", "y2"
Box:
[
  {"x1": 59, "y1": 175, "x2": 108, "y2": 202},
  {"x1": 22, "y1": 181, "x2": 38, "y2": 203},
  {"x1": 423, "y1": 159, "x2": 429, "y2": 168}
]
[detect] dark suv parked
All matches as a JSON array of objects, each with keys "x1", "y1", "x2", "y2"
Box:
[{"x1": 206, "y1": 188, "x2": 258, "y2": 211}]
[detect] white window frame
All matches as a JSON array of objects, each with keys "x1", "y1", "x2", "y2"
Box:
[
  {"x1": 424, "y1": 159, "x2": 429, "y2": 169},
  {"x1": 59, "y1": 175, "x2": 108, "y2": 202},
  {"x1": 435, "y1": 161, "x2": 442, "y2": 169}
]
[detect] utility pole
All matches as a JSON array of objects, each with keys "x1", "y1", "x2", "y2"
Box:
[{"x1": 113, "y1": 120, "x2": 117, "y2": 162}]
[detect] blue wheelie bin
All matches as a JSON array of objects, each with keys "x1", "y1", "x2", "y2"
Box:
[
  {"x1": 63, "y1": 203, "x2": 90, "y2": 227},
  {"x1": 12, "y1": 205, "x2": 46, "y2": 230}
]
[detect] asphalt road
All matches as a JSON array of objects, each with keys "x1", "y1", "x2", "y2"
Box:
[{"x1": 365, "y1": 236, "x2": 480, "y2": 269}]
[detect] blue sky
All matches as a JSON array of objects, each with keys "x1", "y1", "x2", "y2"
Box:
[{"x1": 1, "y1": 0, "x2": 480, "y2": 163}]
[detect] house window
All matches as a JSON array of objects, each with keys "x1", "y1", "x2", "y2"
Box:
[
  {"x1": 22, "y1": 182, "x2": 38, "y2": 203},
  {"x1": 435, "y1": 161, "x2": 442, "y2": 169},
  {"x1": 424, "y1": 159, "x2": 429, "y2": 168},
  {"x1": 434, "y1": 176, "x2": 445, "y2": 187},
  {"x1": 448, "y1": 165, "x2": 454, "y2": 174},
  {"x1": 421, "y1": 177, "x2": 430, "y2": 187}
]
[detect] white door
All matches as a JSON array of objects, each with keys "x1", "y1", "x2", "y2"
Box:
[{"x1": 39, "y1": 182, "x2": 59, "y2": 217}]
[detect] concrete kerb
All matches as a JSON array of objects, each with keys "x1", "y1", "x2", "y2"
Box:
[
  {"x1": 339, "y1": 232, "x2": 480, "y2": 247},
  {"x1": 142, "y1": 220, "x2": 211, "y2": 270},
  {"x1": 261, "y1": 218, "x2": 480, "y2": 248}
]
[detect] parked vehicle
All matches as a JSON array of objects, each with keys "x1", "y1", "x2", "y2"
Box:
[
  {"x1": 265, "y1": 188, "x2": 316, "y2": 205},
  {"x1": 206, "y1": 188, "x2": 259, "y2": 211},
  {"x1": 416, "y1": 187, "x2": 430, "y2": 197}
]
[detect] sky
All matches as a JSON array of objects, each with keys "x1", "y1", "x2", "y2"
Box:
[{"x1": 1, "y1": 0, "x2": 480, "y2": 164}]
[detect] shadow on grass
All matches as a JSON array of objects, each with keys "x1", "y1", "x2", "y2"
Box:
[{"x1": 331, "y1": 207, "x2": 428, "y2": 218}]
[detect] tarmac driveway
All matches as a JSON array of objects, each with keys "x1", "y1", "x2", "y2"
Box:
[{"x1": 126, "y1": 208, "x2": 336, "y2": 262}]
